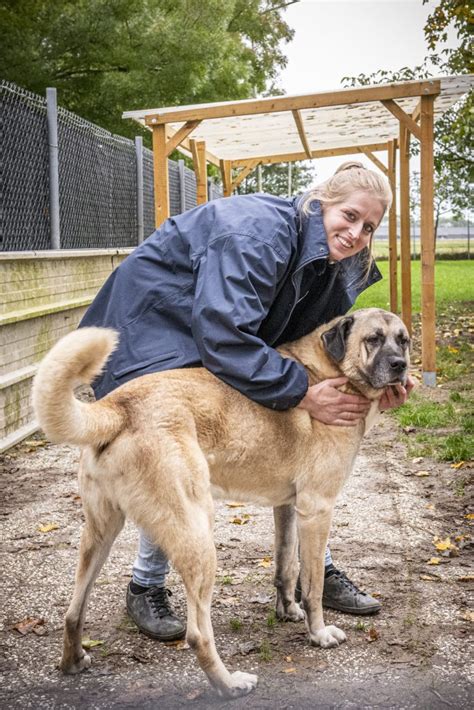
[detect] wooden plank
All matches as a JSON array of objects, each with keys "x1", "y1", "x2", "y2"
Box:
[
  {"x1": 152, "y1": 124, "x2": 170, "y2": 227},
  {"x1": 387, "y1": 140, "x2": 398, "y2": 313},
  {"x1": 165, "y1": 125, "x2": 220, "y2": 166},
  {"x1": 231, "y1": 142, "x2": 392, "y2": 167},
  {"x1": 190, "y1": 139, "x2": 208, "y2": 204},
  {"x1": 220, "y1": 160, "x2": 232, "y2": 197},
  {"x1": 165, "y1": 120, "x2": 201, "y2": 156},
  {"x1": 381, "y1": 99, "x2": 422, "y2": 141},
  {"x1": 232, "y1": 160, "x2": 260, "y2": 190},
  {"x1": 361, "y1": 149, "x2": 388, "y2": 175},
  {"x1": 419, "y1": 94, "x2": 436, "y2": 385},
  {"x1": 411, "y1": 99, "x2": 422, "y2": 124},
  {"x1": 399, "y1": 124, "x2": 412, "y2": 334},
  {"x1": 291, "y1": 109, "x2": 312, "y2": 158},
  {"x1": 142, "y1": 80, "x2": 441, "y2": 125}
]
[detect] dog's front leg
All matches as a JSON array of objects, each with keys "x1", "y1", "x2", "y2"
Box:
[
  {"x1": 273, "y1": 505, "x2": 304, "y2": 622},
  {"x1": 296, "y1": 492, "x2": 347, "y2": 649}
]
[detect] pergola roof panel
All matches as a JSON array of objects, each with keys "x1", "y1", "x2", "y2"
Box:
[{"x1": 123, "y1": 75, "x2": 472, "y2": 163}]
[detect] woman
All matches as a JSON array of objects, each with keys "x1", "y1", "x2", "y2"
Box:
[{"x1": 80, "y1": 161, "x2": 413, "y2": 641}]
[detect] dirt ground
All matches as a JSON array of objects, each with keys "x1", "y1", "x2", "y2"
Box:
[{"x1": 1, "y1": 382, "x2": 473, "y2": 709}]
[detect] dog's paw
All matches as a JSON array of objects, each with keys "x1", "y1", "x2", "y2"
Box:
[
  {"x1": 310, "y1": 625, "x2": 346, "y2": 649},
  {"x1": 277, "y1": 602, "x2": 305, "y2": 622},
  {"x1": 60, "y1": 651, "x2": 91, "y2": 674},
  {"x1": 218, "y1": 671, "x2": 258, "y2": 698}
]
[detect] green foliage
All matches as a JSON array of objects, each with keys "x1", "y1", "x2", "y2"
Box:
[
  {"x1": 266, "y1": 609, "x2": 277, "y2": 628},
  {"x1": 229, "y1": 617, "x2": 243, "y2": 631},
  {"x1": 259, "y1": 639, "x2": 272, "y2": 661},
  {"x1": 238, "y1": 161, "x2": 314, "y2": 197},
  {"x1": 342, "y1": 0, "x2": 473, "y2": 228},
  {"x1": 0, "y1": 0, "x2": 295, "y2": 139}
]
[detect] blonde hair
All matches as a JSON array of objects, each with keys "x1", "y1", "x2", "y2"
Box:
[{"x1": 300, "y1": 161, "x2": 392, "y2": 275}]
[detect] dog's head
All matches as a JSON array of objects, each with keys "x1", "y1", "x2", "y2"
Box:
[{"x1": 321, "y1": 308, "x2": 410, "y2": 391}]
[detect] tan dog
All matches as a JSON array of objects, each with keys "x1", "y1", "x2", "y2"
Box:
[{"x1": 32, "y1": 307, "x2": 409, "y2": 698}]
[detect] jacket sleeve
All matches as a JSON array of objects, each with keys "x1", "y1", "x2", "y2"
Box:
[{"x1": 191, "y1": 234, "x2": 308, "y2": 409}]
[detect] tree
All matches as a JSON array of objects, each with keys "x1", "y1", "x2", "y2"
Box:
[
  {"x1": 342, "y1": 0, "x2": 472, "y2": 241},
  {"x1": 0, "y1": 0, "x2": 297, "y2": 139},
  {"x1": 237, "y1": 161, "x2": 314, "y2": 196}
]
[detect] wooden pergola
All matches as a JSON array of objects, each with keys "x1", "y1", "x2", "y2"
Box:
[{"x1": 123, "y1": 75, "x2": 472, "y2": 386}]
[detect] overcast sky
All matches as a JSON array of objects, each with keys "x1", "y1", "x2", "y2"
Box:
[{"x1": 277, "y1": 0, "x2": 459, "y2": 181}]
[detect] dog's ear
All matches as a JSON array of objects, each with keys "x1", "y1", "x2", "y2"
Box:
[{"x1": 321, "y1": 316, "x2": 354, "y2": 362}]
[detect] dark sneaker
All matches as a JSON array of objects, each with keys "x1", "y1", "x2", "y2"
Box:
[
  {"x1": 295, "y1": 566, "x2": 381, "y2": 616},
  {"x1": 322, "y1": 567, "x2": 381, "y2": 615},
  {"x1": 126, "y1": 583, "x2": 186, "y2": 640}
]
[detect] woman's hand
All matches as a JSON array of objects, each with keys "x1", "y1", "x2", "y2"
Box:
[
  {"x1": 297, "y1": 377, "x2": 371, "y2": 426},
  {"x1": 378, "y1": 375, "x2": 417, "y2": 411}
]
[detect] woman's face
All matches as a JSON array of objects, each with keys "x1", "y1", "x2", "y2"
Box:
[{"x1": 322, "y1": 191, "x2": 385, "y2": 262}]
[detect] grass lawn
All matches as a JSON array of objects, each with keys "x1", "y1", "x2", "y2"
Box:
[{"x1": 355, "y1": 259, "x2": 474, "y2": 311}]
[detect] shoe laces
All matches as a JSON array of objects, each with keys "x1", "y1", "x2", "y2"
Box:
[
  {"x1": 146, "y1": 587, "x2": 174, "y2": 618},
  {"x1": 330, "y1": 569, "x2": 368, "y2": 597}
]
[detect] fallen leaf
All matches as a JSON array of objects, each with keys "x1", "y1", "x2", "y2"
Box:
[
  {"x1": 249, "y1": 593, "x2": 272, "y2": 604},
  {"x1": 226, "y1": 502, "x2": 245, "y2": 508},
  {"x1": 229, "y1": 517, "x2": 249, "y2": 525},
  {"x1": 457, "y1": 575, "x2": 474, "y2": 583},
  {"x1": 282, "y1": 667, "x2": 297, "y2": 674},
  {"x1": 427, "y1": 557, "x2": 441, "y2": 565},
  {"x1": 13, "y1": 617, "x2": 45, "y2": 635},
  {"x1": 366, "y1": 626, "x2": 379, "y2": 642},
  {"x1": 38, "y1": 523, "x2": 59, "y2": 533},
  {"x1": 426, "y1": 504, "x2": 434, "y2": 510},
  {"x1": 412, "y1": 457, "x2": 424, "y2": 464},
  {"x1": 451, "y1": 461, "x2": 465, "y2": 469},
  {"x1": 433, "y1": 536, "x2": 458, "y2": 555},
  {"x1": 461, "y1": 611, "x2": 474, "y2": 622},
  {"x1": 81, "y1": 637, "x2": 105, "y2": 649},
  {"x1": 257, "y1": 556, "x2": 272, "y2": 568},
  {"x1": 465, "y1": 513, "x2": 474, "y2": 520},
  {"x1": 165, "y1": 639, "x2": 189, "y2": 650},
  {"x1": 420, "y1": 574, "x2": 440, "y2": 582},
  {"x1": 414, "y1": 470, "x2": 430, "y2": 477},
  {"x1": 23, "y1": 439, "x2": 48, "y2": 448},
  {"x1": 285, "y1": 655, "x2": 293, "y2": 662}
]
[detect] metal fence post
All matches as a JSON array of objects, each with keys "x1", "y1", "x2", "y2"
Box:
[
  {"x1": 46, "y1": 87, "x2": 60, "y2": 249},
  {"x1": 135, "y1": 136, "x2": 144, "y2": 244},
  {"x1": 178, "y1": 159, "x2": 186, "y2": 213}
]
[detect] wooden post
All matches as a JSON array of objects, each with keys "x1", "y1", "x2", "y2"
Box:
[
  {"x1": 420, "y1": 94, "x2": 436, "y2": 386},
  {"x1": 152, "y1": 124, "x2": 170, "y2": 227},
  {"x1": 399, "y1": 123, "x2": 412, "y2": 334},
  {"x1": 220, "y1": 160, "x2": 232, "y2": 197},
  {"x1": 191, "y1": 140, "x2": 208, "y2": 204},
  {"x1": 387, "y1": 140, "x2": 397, "y2": 313}
]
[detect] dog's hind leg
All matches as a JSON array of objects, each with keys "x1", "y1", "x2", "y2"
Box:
[
  {"x1": 169, "y1": 495, "x2": 257, "y2": 699},
  {"x1": 273, "y1": 505, "x2": 304, "y2": 622},
  {"x1": 61, "y1": 492, "x2": 124, "y2": 674}
]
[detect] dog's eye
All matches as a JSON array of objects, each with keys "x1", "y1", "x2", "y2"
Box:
[
  {"x1": 400, "y1": 337, "x2": 410, "y2": 347},
  {"x1": 365, "y1": 335, "x2": 380, "y2": 346}
]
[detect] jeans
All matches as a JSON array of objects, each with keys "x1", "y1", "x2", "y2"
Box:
[{"x1": 132, "y1": 531, "x2": 333, "y2": 587}]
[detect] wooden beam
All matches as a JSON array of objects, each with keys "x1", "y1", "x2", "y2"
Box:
[
  {"x1": 419, "y1": 94, "x2": 436, "y2": 385},
  {"x1": 381, "y1": 99, "x2": 422, "y2": 141},
  {"x1": 165, "y1": 120, "x2": 201, "y2": 156},
  {"x1": 231, "y1": 142, "x2": 393, "y2": 168},
  {"x1": 232, "y1": 160, "x2": 260, "y2": 190},
  {"x1": 152, "y1": 124, "x2": 169, "y2": 227},
  {"x1": 165, "y1": 125, "x2": 220, "y2": 167},
  {"x1": 292, "y1": 109, "x2": 312, "y2": 158},
  {"x1": 387, "y1": 140, "x2": 398, "y2": 313},
  {"x1": 142, "y1": 79, "x2": 440, "y2": 125},
  {"x1": 190, "y1": 139, "x2": 208, "y2": 204},
  {"x1": 361, "y1": 149, "x2": 388, "y2": 175},
  {"x1": 399, "y1": 124, "x2": 412, "y2": 334},
  {"x1": 411, "y1": 99, "x2": 422, "y2": 124},
  {"x1": 220, "y1": 159, "x2": 232, "y2": 197}
]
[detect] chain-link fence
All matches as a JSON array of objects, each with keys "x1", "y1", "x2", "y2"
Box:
[{"x1": 1, "y1": 81, "x2": 222, "y2": 251}]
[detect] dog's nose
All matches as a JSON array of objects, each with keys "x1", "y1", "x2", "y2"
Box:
[{"x1": 388, "y1": 356, "x2": 407, "y2": 373}]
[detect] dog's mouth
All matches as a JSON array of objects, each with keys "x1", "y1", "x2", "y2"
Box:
[{"x1": 357, "y1": 368, "x2": 408, "y2": 390}]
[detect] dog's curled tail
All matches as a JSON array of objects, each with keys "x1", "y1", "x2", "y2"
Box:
[{"x1": 32, "y1": 328, "x2": 124, "y2": 447}]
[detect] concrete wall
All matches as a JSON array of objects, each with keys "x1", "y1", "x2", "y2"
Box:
[{"x1": 0, "y1": 249, "x2": 132, "y2": 452}]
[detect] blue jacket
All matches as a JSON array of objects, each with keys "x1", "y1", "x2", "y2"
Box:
[{"x1": 80, "y1": 193, "x2": 381, "y2": 407}]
